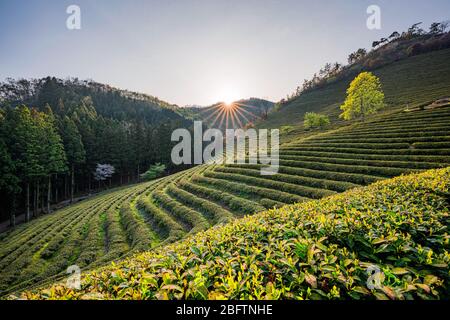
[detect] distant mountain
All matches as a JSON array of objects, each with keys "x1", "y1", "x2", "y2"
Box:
[{"x1": 183, "y1": 98, "x2": 274, "y2": 131}]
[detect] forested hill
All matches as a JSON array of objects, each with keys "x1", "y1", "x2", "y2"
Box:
[
  {"x1": 0, "y1": 77, "x2": 192, "y2": 224},
  {"x1": 0, "y1": 77, "x2": 184, "y2": 123},
  {"x1": 184, "y1": 98, "x2": 274, "y2": 130}
]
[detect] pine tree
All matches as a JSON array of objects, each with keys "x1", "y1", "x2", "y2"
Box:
[
  {"x1": 41, "y1": 106, "x2": 67, "y2": 212},
  {"x1": 0, "y1": 129, "x2": 20, "y2": 226},
  {"x1": 7, "y1": 106, "x2": 44, "y2": 221},
  {"x1": 60, "y1": 116, "x2": 85, "y2": 203}
]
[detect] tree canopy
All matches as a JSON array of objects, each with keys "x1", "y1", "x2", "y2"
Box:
[
  {"x1": 304, "y1": 112, "x2": 330, "y2": 129},
  {"x1": 340, "y1": 72, "x2": 385, "y2": 121}
]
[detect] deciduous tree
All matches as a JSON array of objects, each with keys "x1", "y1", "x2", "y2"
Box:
[{"x1": 340, "y1": 72, "x2": 385, "y2": 121}]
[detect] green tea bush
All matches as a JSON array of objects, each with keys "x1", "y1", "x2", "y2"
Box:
[
  {"x1": 136, "y1": 196, "x2": 185, "y2": 242},
  {"x1": 176, "y1": 181, "x2": 265, "y2": 217},
  {"x1": 118, "y1": 203, "x2": 154, "y2": 252},
  {"x1": 307, "y1": 135, "x2": 449, "y2": 144},
  {"x1": 22, "y1": 168, "x2": 450, "y2": 300},
  {"x1": 280, "y1": 151, "x2": 450, "y2": 164},
  {"x1": 259, "y1": 198, "x2": 285, "y2": 209},
  {"x1": 152, "y1": 190, "x2": 210, "y2": 234},
  {"x1": 167, "y1": 184, "x2": 235, "y2": 222},
  {"x1": 195, "y1": 173, "x2": 306, "y2": 204},
  {"x1": 279, "y1": 154, "x2": 443, "y2": 170},
  {"x1": 304, "y1": 112, "x2": 330, "y2": 129},
  {"x1": 215, "y1": 166, "x2": 335, "y2": 199},
  {"x1": 278, "y1": 159, "x2": 415, "y2": 178},
  {"x1": 282, "y1": 146, "x2": 450, "y2": 156}
]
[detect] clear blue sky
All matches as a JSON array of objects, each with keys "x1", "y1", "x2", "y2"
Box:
[{"x1": 0, "y1": 0, "x2": 449, "y2": 106}]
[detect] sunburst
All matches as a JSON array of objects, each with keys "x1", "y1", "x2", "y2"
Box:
[{"x1": 200, "y1": 100, "x2": 260, "y2": 130}]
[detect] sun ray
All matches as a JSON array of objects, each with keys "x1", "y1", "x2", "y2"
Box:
[
  {"x1": 200, "y1": 103, "x2": 221, "y2": 114},
  {"x1": 199, "y1": 99, "x2": 262, "y2": 130},
  {"x1": 230, "y1": 108, "x2": 243, "y2": 128},
  {"x1": 234, "y1": 107, "x2": 252, "y2": 124},
  {"x1": 210, "y1": 107, "x2": 226, "y2": 128},
  {"x1": 218, "y1": 109, "x2": 227, "y2": 129},
  {"x1": 234, "y1": 102, "x2": 259, "y2": 109},
  {"x1": 235, "y1": 106, "x2": 258, "y2": 120},
  {"x1": 203, "y1": 106, "x2": 223, "y2": 122},
  {"x1": 225, "y1": 108, "x2": 230, "y2": 129},
  {"x1": 229, "y1": 108, "x2": 238, "y2": 129}
]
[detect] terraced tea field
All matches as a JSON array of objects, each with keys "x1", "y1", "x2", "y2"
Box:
[
  {"x1": 1, "y1": 106, "x2": 450, "y2": 296},
  {"x1": 20, "y1": 167, "x2": 450, "y2": 300}
]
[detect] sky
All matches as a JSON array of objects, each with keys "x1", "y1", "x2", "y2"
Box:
[{"x1": 0, "y1": 0, "x2": 449, "y2": 106}]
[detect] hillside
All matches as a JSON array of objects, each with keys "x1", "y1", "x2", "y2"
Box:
[
  {"x1": 0, "y1": 77, "x2": 193, "y2": 224},
  {"x1": 1, "y1": 104, "x2": 449, "y2": 296},
  {"x1": 184, "y1": 98, "x2": 274, "y2": 130},
  {"x1": 261, "y1": 48, "x2": 450, "y2": 131},
  {"x1": 17, "y1": 167, "x2": 450, "y2": 300},
  {"x1": 0, "y1": 77, "x2": 183, "y2": 122}
]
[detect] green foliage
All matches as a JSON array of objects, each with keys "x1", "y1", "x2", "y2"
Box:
[
  {"x1": 1, "y1": 107, "x2": 450, "y2": 297},
  {"x1": 303, "y1": 112, "x2": 330, "y2": 129},
  {"x1": 140, "y1": 163, "x2": 166, "y2": 181},
  {"x1": 0, "y1": 77, "x2": 192, "y2": 223},
  {"x1": 0, "y1": 138, "x2": 20, "y2": 194},
  {"x1": 152, "y1": 190, "x2": 210, "y2": 234},
  {"x1": 6, "y1": 106, "x2": 45, "y2": 180},
  {"x1": 263, "y1": 49, "x2": 450, "y2": 130},
  {"x1": 194, "y1": 173, "x2": 305, "y2": 204},
  {"x1": 60, "y1": 116, "x2": 85, "y2": 166},
  {"x1": 136, "y1": 196, "x2": 185, "y2": 242},
  {"x1": 280, "y1": 125, "x2": 294, "y2": 134},
  {"x1": 282, "y1": 26, "x2": 450, "y2": 107},
  {"x1": 39, "y1": 107, "x2": 67, "y2": 175},
  {"x1": 215, "y1": 166, "x2": 336, "y2": 199},
  {"x1": 22, "y1": 168, "x2": 450, "y2": 300},
  {"x1": 340, "y1": 72, "x2": 385, "y2": 121},
  {"x1": 175, "y1": 181, "x2": 263, "y2": 218},
  {"x1": 119, "y1": 203, "x2": 155, "y2": 251}
]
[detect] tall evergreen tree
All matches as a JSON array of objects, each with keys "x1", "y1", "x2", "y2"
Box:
[
  {"x1": 8, "y1": 106, "x2": 44, "y2": 221},
  {"x1": 0, "y1": 131, "x2": 20, "y2": 226},
  {"x1": 40, "y1": 106, "x2": 67, "y2": 212},
  {"x1": 60, "y1": 116, "x2": 85, "y2": 203}
]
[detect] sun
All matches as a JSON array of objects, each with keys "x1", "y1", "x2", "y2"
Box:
[
  {"x1": 222, "y1": 97, "x2": 235, "y2": 107},
  {"x1": 217, "y1": 87, "x2": 240, "y2": 107}
]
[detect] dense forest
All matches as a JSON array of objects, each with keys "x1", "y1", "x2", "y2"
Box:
[{"x1": 0, "y1": 77, "x2": 192, "y2": 225}]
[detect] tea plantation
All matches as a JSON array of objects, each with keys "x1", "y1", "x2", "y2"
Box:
[
  {"x1": 19, "y1": 167, "x2": 450, "y2": 300},
  {"x1": 1, "y1": 104, "x2": 449, "y2": 297}
]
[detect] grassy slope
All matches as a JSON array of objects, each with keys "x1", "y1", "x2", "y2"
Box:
[
  {"x1": 262, "y1": 48, "x2": 450, "y2": 131},
  {"x1": 20, "y1": 168, "x2": 450, "y2": 300}
]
